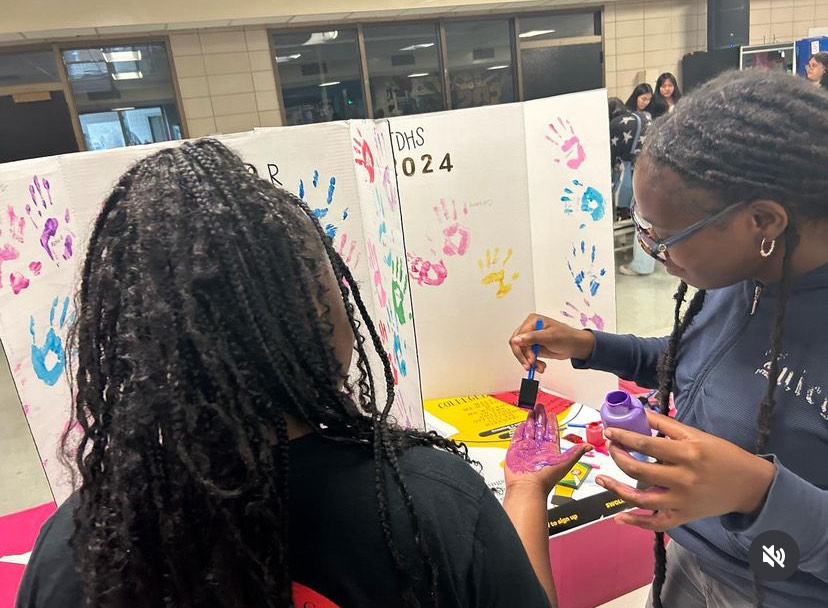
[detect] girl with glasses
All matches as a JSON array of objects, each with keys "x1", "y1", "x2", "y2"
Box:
[{"x1": 510, "y1": 70, "x2": 828, "y2": 607}]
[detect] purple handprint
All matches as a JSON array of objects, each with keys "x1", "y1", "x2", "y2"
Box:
[
  {"x1": 26, "y1": 175, "x2": 74, "y2": 265},
  {"x1": 561, "y1": 299, "x2": 605, "y2": 331}
]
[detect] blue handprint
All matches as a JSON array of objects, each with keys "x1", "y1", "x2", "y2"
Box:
[
  {"x1": 561, "y1": 179, "x2": 605, "y2": 226},
  {"x1": 298, "y1": 170, "x2": 348, "y2": 238},
  {"x1": 30, "y1": 296, "x2": 73, "y2": 386},
  {"x1": 567, "y1": 240, "x2": 606, "y2": 297}
]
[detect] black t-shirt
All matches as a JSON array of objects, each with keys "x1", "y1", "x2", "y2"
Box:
[{"x1": 17, "y1": 434, "x2": 551, "y2": 608}]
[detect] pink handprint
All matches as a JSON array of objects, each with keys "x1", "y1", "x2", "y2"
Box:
[
  {"x1": 7, "y1": 206, "x2": 25, "y2": 243},
  {"x1": 406, "y1": 252, "x2": 448, "y2": 287},
  {"x1": 506, "y1": 403, "x2": 588, "y2": 474},
  {"x1": 367, "y1": 241, "x2": 387, "y2": 307},
  {"x1": 433, "y1": 199, "x2": 470, "y2": 256},
  {"x1": 26, "y1": 175, "x2": 74, "y2": 265},
  {"x1": 0, "y1": 243, "x2": 28, "y2": 294},
  {"x1": 337, "y1": 233, "x2": 362, "y2": 270},
  {"x1": 546, "y1": 117, "x2": 586, "y2": 170},
  {"x1": 561, "y1": 299, "x2": 605, "y2": 331}
]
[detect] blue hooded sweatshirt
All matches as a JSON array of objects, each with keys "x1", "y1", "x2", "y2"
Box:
[{"x1": 574, "y1": 262, "x2": 828, "y2": 607}]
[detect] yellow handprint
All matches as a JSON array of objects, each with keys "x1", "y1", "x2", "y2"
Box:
[{"x1": 478, "y1": 247, "x2": 520, "y2": 298}]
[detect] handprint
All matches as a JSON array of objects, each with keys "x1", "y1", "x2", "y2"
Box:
[
  {"x1": 433, "y1": 199, "x2": 470, "y2": 256},
  {"x1": 385, "y1": 303, "x2": 407, "y2": 380},
  {"x1": 561, "y1": 299, "x2": 605, "y2": 331},
  {"x1": 367, "y1": 241, "x2": 388, "y2": 308},
  {"x1": 382, "y1": 165, "x2": 399, "y2": 211},
  {"x1": 30, "y1": 296, "x2": 73, "y2": 386},
  {"x1": 567, "y1": 240, "x2": 607, "y2": 297},
  {"x1": 7, "y1": 205, "x2": 25, "y2": 243},
  {"x1": 26, "y1": 175, "x2": 74, "y2": 265},
  {"x1": 506, "y1": 403, "x2": 588, "y2": 475},
  {"x1": 336, "y1": 233, "x2": 361, "y2": 270},
  {"x1": 0, "y1": 244, "x2": 24, "y2": 294},
  {"x1": 478, "y1": 247, "x2": 520, "y2": 298},
  {"x1": 353, "y1": 131, "x2": 376, "y2": 183},
  {"x1": 391, "y1": 256, "x2": 408, "y2": 325},
  {"x1": 561, "y1": 179, "x2": 606, "y2": 224},
  {"x1": 546, "y1": 117, "x2": 587, "y2": 170},
  {"x1": 407, "y1": 252, "x2": 448, "y2": 287},
  {"x1": 299, "y1": 170, "x2": 347, "y2": 238}
]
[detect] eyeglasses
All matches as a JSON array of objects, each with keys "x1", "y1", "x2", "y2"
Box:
[{"x1": 630, "y1": 198, "x2": 745, "y2": 262}]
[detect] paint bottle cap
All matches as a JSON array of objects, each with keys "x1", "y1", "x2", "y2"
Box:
[{"x1": 585, "y1": 421, "x2": 605, "y2": 446}]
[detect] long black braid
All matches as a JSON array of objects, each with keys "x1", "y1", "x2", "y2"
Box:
[
  {"x1": 643, "y1": 70, "x2": 828, "y2": 607},
  {"x1": 60, "y1": 139, "x2": 470, "y2": 608}
]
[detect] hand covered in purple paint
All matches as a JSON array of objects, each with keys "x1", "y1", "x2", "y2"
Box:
[{"x1": 505, "y1": 403, "x2": 593, "y2": 495}]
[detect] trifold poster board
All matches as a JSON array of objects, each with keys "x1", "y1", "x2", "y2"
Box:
[{"x1": 0, "y1": 89, "x2": 617, "y2": 509}]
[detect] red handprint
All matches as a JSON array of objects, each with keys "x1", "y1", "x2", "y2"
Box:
[{"x1": 406, "y1": 252, "x2": 448, "y2": 287}]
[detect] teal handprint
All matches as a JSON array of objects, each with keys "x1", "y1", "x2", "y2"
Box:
[
  {"x1": 30, "y1": 296, "x2": 74, "y2": 386},
  {"x1": 561, "y1": 179, "x2": 605, "y2": 225},
  {"x1": 298, "y1": 170, "x2": 348, "y2": 238}
]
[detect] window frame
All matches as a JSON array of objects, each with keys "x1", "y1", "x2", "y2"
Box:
[{"x1": 268, "y1": 6, "x2": 604, "y2": 125}]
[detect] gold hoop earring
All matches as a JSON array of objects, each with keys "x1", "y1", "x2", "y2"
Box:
[{"x1": 760, "y1": 238, "x2": 776, "y2": 258}]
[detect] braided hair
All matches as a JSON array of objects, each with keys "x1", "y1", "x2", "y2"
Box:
[
  {"x1": 643, "y1": 70, "x2": 828, "y2": 607},
  {"x1": 60, "y1": 139, "x2": 470, "y2": 608}
]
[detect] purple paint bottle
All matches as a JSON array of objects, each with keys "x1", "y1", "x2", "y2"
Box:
[{"x1": 600, "y1": 390, "x2": 652, "y2": 461}]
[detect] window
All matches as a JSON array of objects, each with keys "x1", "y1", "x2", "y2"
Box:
[
  {"x1": 518, "y1": 12, "x2": 603, "y2": 99},
  {"x1": 271, "y1": 28, "x2": 366, "y2": 125},
  {"x1": 62, "y1": 43, "x2": 183, "y2": 150},
  {"x1": 0, "y1": 50, "x2": 60, "y2": 86},
  {"x1": 270, "y1": 10, "x2": 605, "y2": 124},
  {"x1": 363, "y1": 23, "x2": 445, "y2": 116},
  {"x1": 444, "y1": 19, "x2": 515, "y2": 109}
]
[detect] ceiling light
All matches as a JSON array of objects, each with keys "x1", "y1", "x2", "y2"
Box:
[
  {"x1": 110, "y1": 106, "x2": 136, "y2": 111},
  {"x1": 276, "y1": 53, "x2": 301, "y2": 63},
  {"x1": 407, "y1": 72, "x2": 429, "y2": 78},
  {"x1": 302, "y1": 31, "x2": 339, "y2": 45},
  {"x1": 319, "y1": 81, "x2": 340, "y2": 87},
  {"x1": 111, "y1": 71, "x2": 143, "y2": 80},
  {"x1": 519, "y1": 29, "x2": 556, "y2": 38},
  {"x1": 399, "y1": 43, "x2": 435, "y2": 51},
  {"x1": 102, "y1": 50, "x2": 142, "y2": 62},
  {"x1": 486, "y1": 64, "x2": 510, "y2": 70}
]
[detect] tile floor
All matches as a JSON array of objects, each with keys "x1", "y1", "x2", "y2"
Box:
[{"x1": 0, "y1": 252, "x2": 675, "y2": 606}]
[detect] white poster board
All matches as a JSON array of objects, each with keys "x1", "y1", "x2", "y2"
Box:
[
  {"x1": 391, "y1": 90, "x2": 616, "y2": 406},
  {"x1": 0, "y1": 90, "x2": 616, "y2": 505}
]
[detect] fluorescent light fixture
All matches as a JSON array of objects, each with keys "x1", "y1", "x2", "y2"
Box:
[
  {"x1": 407, "y1": 72, "x2": 429, "y2": 78},
  {"x1": 102, "y1": 50, "x2": 142, "y2": 62},
  {"x1": 518, "y1": 29, "x2": 556, "y2": 38},
  {"x1": 319, "y1": 81, "x2": 340, "y2": 87},
  {"x1": 276, "y1": 53, "x2": 301, "y2": 63},
  {"x1": 399, "y1": 42, "x2": 435, "y2": 51},
  {"x1": 302, "y1": 31, "x2": 339, "y2": 45},
  {"x1": 111, "y1": 71, "x2": 143, "y2": 80},
  {"x1": 110, "y1": 106, "x2": 136, "y2": 111},
  {"x1": 486, "y1": 64, "x2": 510, "y2": 70}
]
